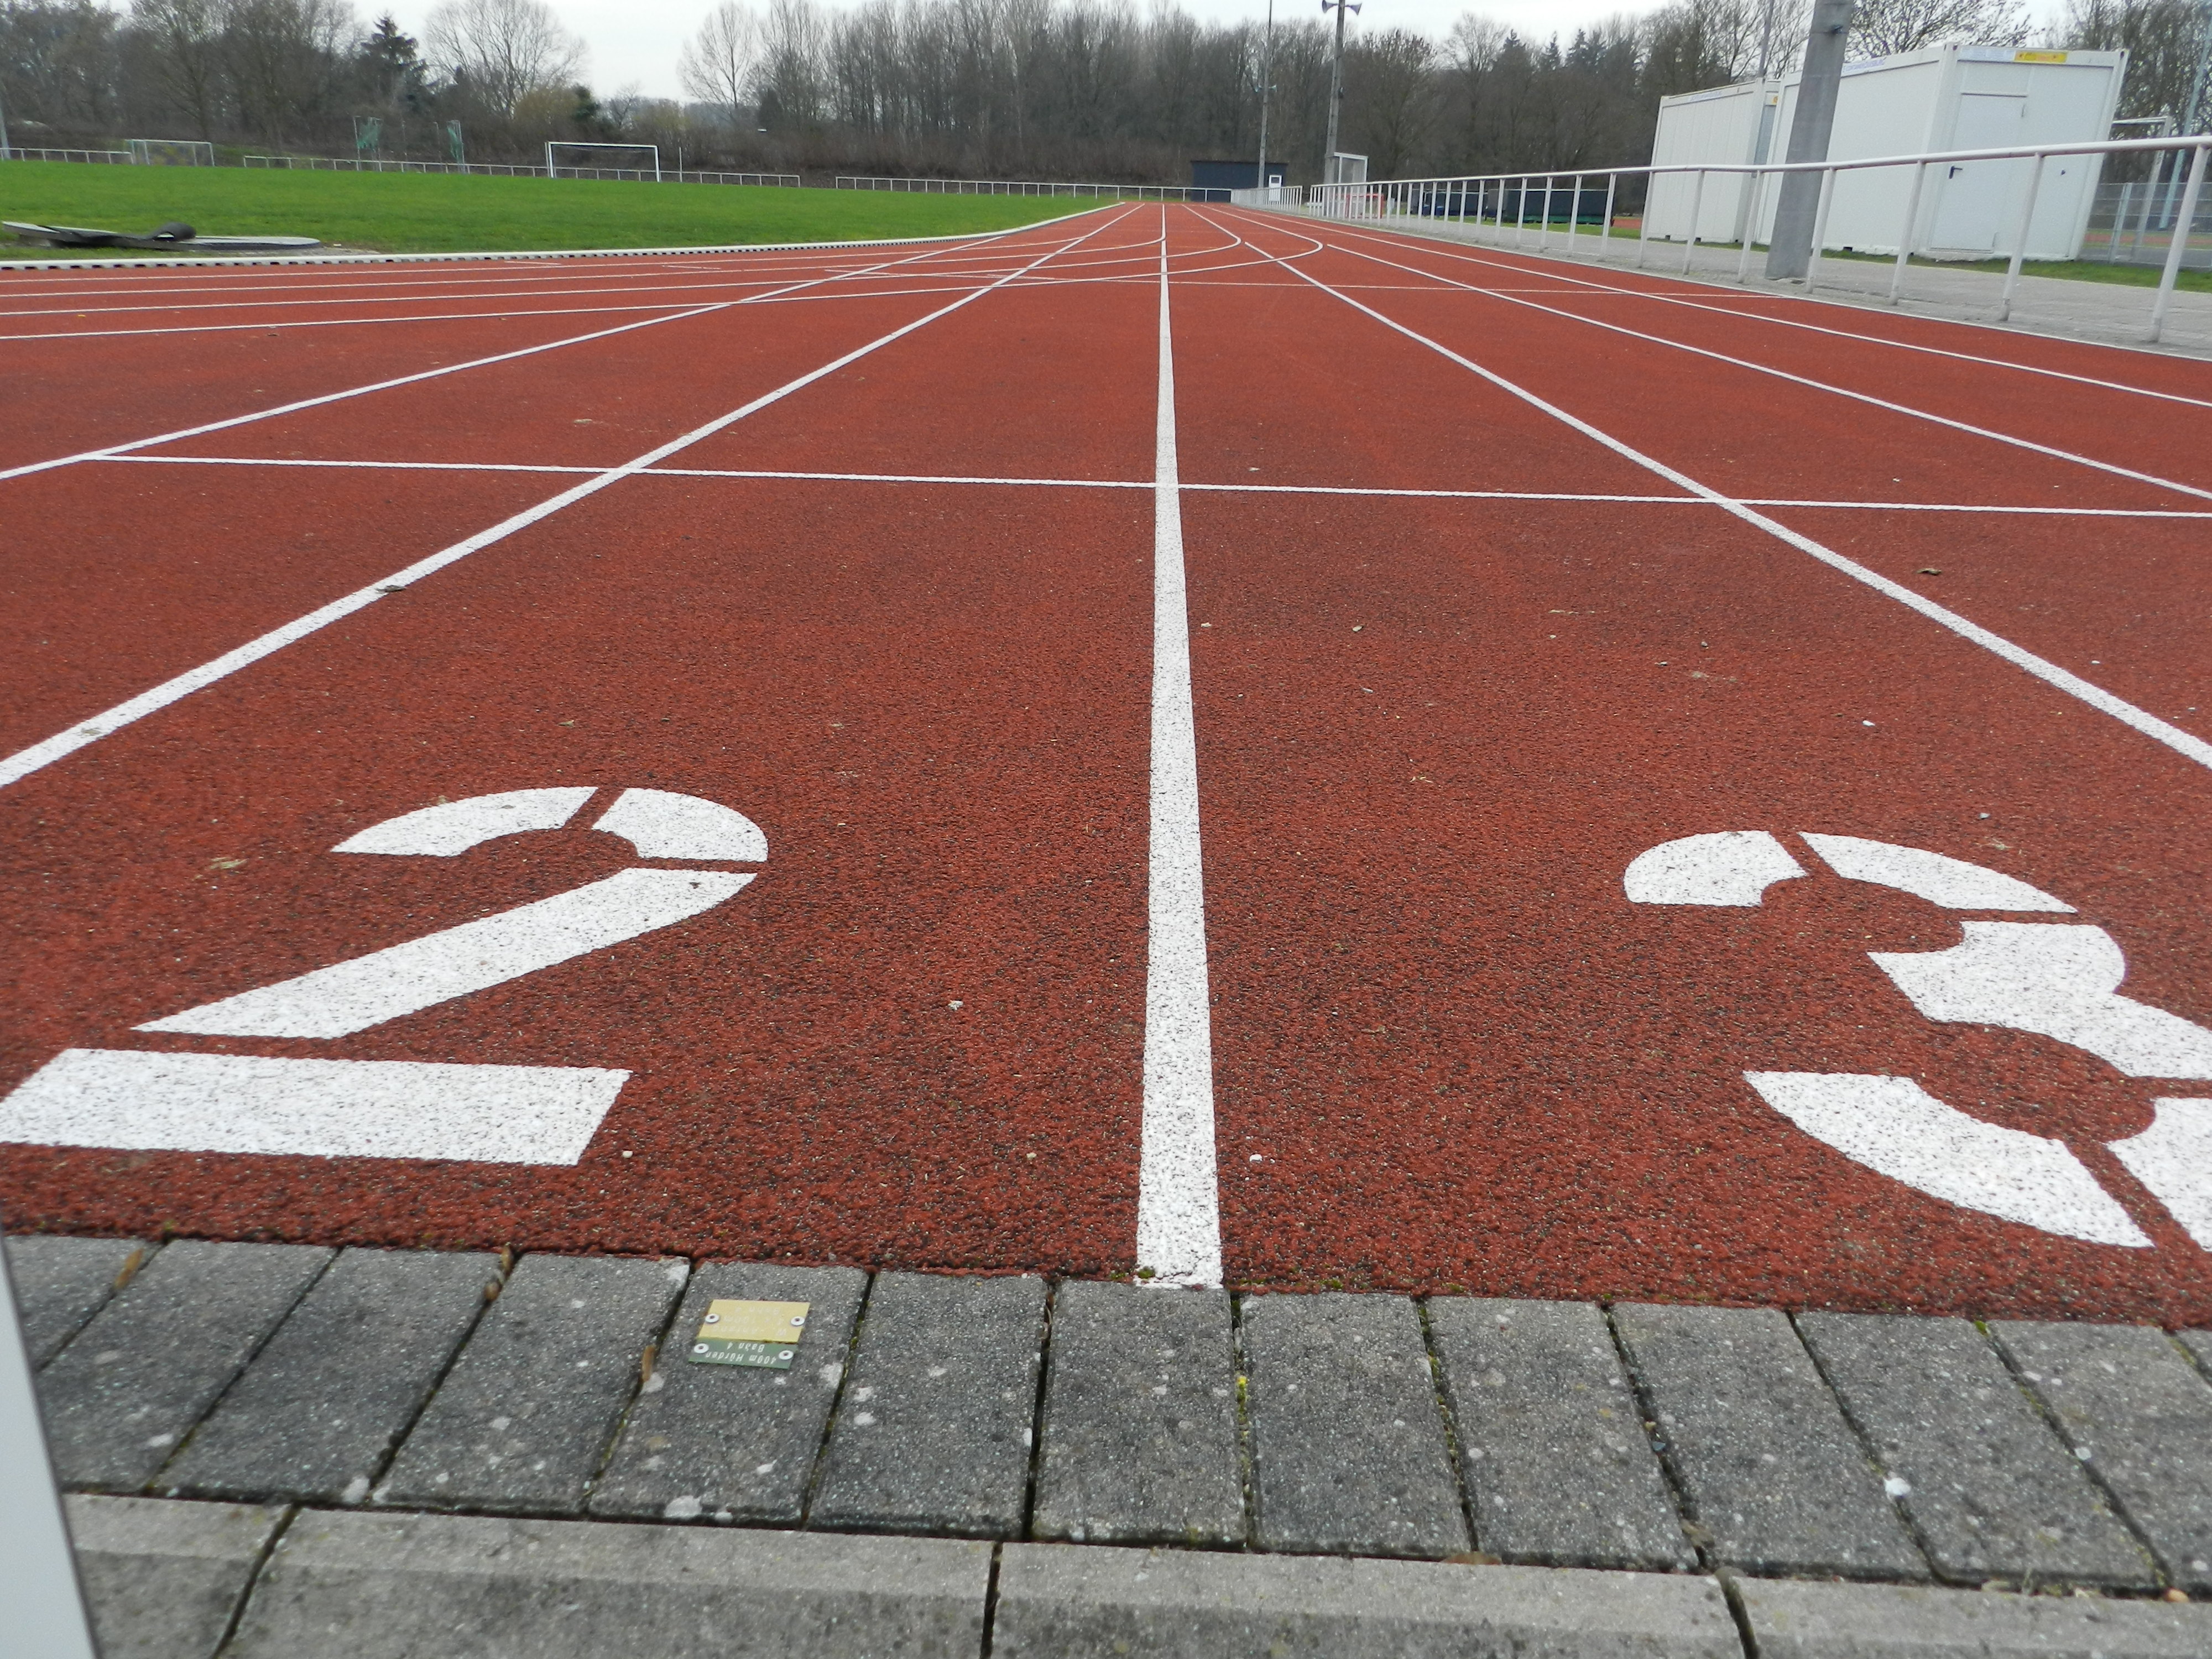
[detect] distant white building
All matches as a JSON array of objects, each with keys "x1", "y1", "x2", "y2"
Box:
[{"x1": 1647, "y1": 46, "x2": 2128, "y2": 262}]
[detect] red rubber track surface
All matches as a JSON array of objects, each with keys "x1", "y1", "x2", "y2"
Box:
[{"x1": 5, "y1": 206, "x2": 2211, "y2": 1321}]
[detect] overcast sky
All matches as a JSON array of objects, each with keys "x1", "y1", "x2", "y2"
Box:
[{"x1": 388, "y1": 0, "x2": 2070, "y2": 108}]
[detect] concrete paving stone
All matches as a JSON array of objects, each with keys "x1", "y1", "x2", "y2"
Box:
[
  {"x1": 1739, "y1": 1575, "x2": 2212, "y2": 1658},
  {"x1": 1238, "y1": 1291, "x2": 1469, "y2": 1559},
  {"x1": 1611, "y1": 1303, "x2": 1924, "y2": 1579},
  {"x1": 1799, "y1": 1312, "x2": 2153, "y2": 1589},
  {"x1": 225, "y1": 1509, "x2": 990, "y2": 1659},
  {"x1": 374, "y1": 1253, "x2": 687, "y2": 1516},
  {"x1": 6, "y1": 1234, "x2": 153, "y2": 1368},
  {"x1": 1427, "y1": 1297, "x2": 1694, "y2": 1571},
  {"x1": 810, "y1": 1270, "x2": 1048, "y2": 1538},
  {"x1": 2178, "y1": 1329, "x2": 2211, "y2": 1375},
  {"x1": 1032, "y1": 1282, "x2": 1245, "y2": 1547},
  {"x1": 589, "y1": 1260, "x2": 866, "y2": 1525},
  {"x1": 37, "y1": 1239, "x2": 333, "y2": 1490},
  {"x1": 992, "y1": 1542, "x2": 1739, "y2": 1658},
  {"x1": 67, "y1": 1493, "x2": 286, "y2": 1659},
  {"x1": 1991, "y1": 1321, "x2": 2212, "y2": 1594},
  {"x1": 160, "y1": 1246, "x2": 502, "y2": 1505}
]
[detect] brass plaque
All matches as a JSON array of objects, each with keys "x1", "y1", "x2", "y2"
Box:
[{"x1": 687, "y1": 1299, "x2": 808, "y2": 1369}]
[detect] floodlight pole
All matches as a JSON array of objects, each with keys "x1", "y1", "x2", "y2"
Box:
[
  {"x1": 1256, "y1": 0, "x2": 1274, "y2": 195},
  {"x1": 1322, "y1": 0, "x2": 1360, "y2": 186},
  {"x1": 0, "y1": 81, "x2": 13, "y2": 160},
  {"x1": 0, "y1": 1211, "x2": 101, "y2": 1659},
  {"x1": 1765, "y1": 0, "x2": 1854, "y2": 280}
]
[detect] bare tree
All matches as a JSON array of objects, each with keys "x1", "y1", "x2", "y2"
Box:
[
  {"x1": 1849, "y1": 0, "x2": 2031, "y2": 56},
  {"x1": 225, "y1": 0, "x2": 353, "y2": 144},
  {"x1": 2062, "y1": 0, "x2": 2209, "y2": 127},
  {"x1": 679, "y1": 1, "x2": 761, "y2": 117},
  {"x1": 755, "y1": 0, "x2": 826, "y2": 128},
  {"x1": 129, "y1": 0, "x2": 227, "y2": 135},
  {"x1": 424, "y1": 0, "x2": 581, "y2": 118},
  {"x1": 1349, "y1": 27, "x2": 1437, "y2": 178}
]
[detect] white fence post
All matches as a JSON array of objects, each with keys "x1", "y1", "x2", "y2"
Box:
[
  {"x1": 1998, "y1": 152, "x2": 2048, "y2": 322},
  {"x1": 1889, "y1": 160, "x2": 1928, "y2": 304},
  {"x1": 2151, "y1": 140, "x2": 2207, "y2": 343},
  {"x1": 1683, "y1": 169, "x2": 1707, "y2": 274},
  {"x1": 1807, "y1": 166, "x2": 1838, "y2": 290}
]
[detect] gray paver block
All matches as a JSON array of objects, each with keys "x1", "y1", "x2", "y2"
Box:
[
  {"x1": 7, "y1": 1234, "x2": 153, "y2": 1368},
  {"x1": 67, "y1": 1493, "x2": 286, "y2": 1659},
  {"x1": 1799, "y1": 1312, "x2": 2153, "y2": 1589},
  {"x1": 37, "y1": 1239, "x2": 333, "y2": 1489},
  {"x1": 161, "y1": 1246, "x2": 501, "y2": 1505},
  {"x1": 811, "y1": 1271, "x2": 1047, "y2": 1538},
  {"x1": 1992, "y1": 1321, "x2": 2212, "y2": 1594},
  {"x1": 993, "y1": 1542, "x2": 1738, "y2": 1658},
  {"x1": 1428, "y1": 1297, "x2": 1693, "y2": 1571},
  {"x1": 1032, "y1": 1282, "x2": 1244, "y2": 1547},
  {"x1": 374, "y1": 1253, "x2": 686, "y2": 1516},
  {"x1": 226, "y1": 1509, "x2": 990, "y2": 1659},
  {"x1": 2181, "y1": 1330, "x2": 2211, "y2": 1374},
  {"x1": 1612, "y1": 1302, "x2": 1924, "y2": 1578},
  {"x1": 1239, "y1": 1291, "x2": 1469, "y2": 1559},
  {"x1": 1740, "y1": 1575, "x2": 2212, "y2": 1657},
  {"x1": 589, "y1": 1260, "x2": 865, "y2": 1524}
]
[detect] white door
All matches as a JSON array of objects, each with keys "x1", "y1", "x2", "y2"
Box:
[{"x1": 1928, "y1": 93, "x2": 2027, "y2": 253}]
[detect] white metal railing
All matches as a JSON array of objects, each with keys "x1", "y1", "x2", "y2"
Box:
[
  {"x1": 241, "y1": 154, "x2": 799, "y2": 186},
  {"x1": 836, "y1": 174, "x2": 1226, "y2": 201},
  {"x1": 1, "y1": 147, "x2": 132, "y2": 164},
  {"x1": 1229, "y1": 184, "x2": 1305, "y2": 207},
  {"x1": 1296, "y1": 133, "x2": 2212, "y2": 343}
]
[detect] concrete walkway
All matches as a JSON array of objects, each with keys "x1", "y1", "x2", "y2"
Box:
[
  {"x1": 15, "y1": 1234, "x2": 2212, "y2": 1657},
  {"x1": 1281, "y1": 210, "x2": 2212, "y2": 361}
]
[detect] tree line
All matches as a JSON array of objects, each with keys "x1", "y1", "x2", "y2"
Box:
[{"x1": 0, "y1": 0, "x2": 2203, "y2": 179}]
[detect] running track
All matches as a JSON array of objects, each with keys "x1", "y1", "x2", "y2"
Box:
[{"x1": 4, "y1": 206, "x2": 2210, "y2": 1325}]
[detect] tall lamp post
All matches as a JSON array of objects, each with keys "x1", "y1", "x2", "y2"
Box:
[
  {"x1": 1322, "y1": 0, "x2": 1360, "y2": 185},
  {"x1": 1256, "y1": 0, "x2": 1275, "y2": 195}
]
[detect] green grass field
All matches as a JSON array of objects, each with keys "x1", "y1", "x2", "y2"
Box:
[{"x1": 0, "y1": 162, "x2": 1101, "y2": 254}]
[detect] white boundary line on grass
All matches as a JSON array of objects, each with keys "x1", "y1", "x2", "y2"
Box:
[
  {"x1": 1138, "y1": 219, "x2": 1223, "y2": 1291},
  {"x1": 0, "y1": 207, "x2": 1143, "y2": 792},
  {"x1": 1201, "y1": 209, "x2": 2212, "y2": 775}
]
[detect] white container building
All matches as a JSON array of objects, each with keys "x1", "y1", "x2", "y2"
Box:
[
  {"x1": 1645, "y1": 79, "x2": 1782, "y2": 246},
  {"x1": 1648, "y1": 46, "x2": 2127, "y2": 260}
]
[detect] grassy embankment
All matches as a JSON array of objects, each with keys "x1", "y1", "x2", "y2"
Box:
[{"x1": 0, "y1": 162, "x2": 1104, "y2": 254}]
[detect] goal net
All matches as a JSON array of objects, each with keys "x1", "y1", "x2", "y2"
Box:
[
  {"x1": 131, "y1": 139, "x2": 216, "y2": 167},
  {"x1": 545, "y1": 142, "x2": 661, "y2": 181}
]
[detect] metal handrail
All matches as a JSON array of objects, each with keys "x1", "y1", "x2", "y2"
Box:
[{"x1": 1294, "y1": 133, "x2": 2212, "y2": 343}]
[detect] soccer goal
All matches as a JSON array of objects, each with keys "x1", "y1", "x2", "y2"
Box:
[
  {"x1": 130, "y1": 139, "x2": 216, "y2": 167},
  {"x1": 546, "y1": 142, "x2": 661, "y2": 181}
]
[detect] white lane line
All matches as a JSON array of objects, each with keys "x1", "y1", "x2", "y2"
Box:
[
  {"x1": 1208, "y1": 213, "x2": 2212, "y2": 776},
  {"x1": 141, "y1": 868, "x2": 754, "y2": 1039},
  {"x1": 0, "y1": 1048, "x2": 624, "y2": 1165},
  {"x1": 0, "y1": 302, "x2": 731, "y2": 487},
  {"x1": 1136, "y1": 222, "x2": 1223, "y2": 1290},
  {"x1": 0, "y1": 219, "x2": 1075, "y2": 488},
  {"x1": 1245, "y1": 212, "x2": 2212, "y2": 506},
  {"x1": 94, "y1": 455, "x2": 2212, "y2": 518},
  {"x1": 0, "y1": 301, "x2": 727, "y2": 345},
  {"x1": 0, "y1": 208, "x2": 1141, "y2": 792},
  {"x1": 1313, "y1": 219, "x2": 2212, "y2": 413}
]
